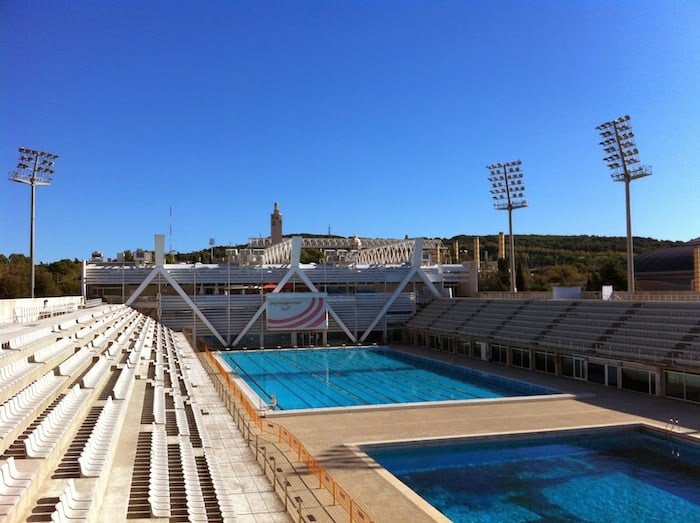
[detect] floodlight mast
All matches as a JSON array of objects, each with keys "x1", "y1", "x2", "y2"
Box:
[
  {"x1": 9, "y1": 147, "x2": 59, "y2": 298},
  {"x1": 486, "y1": 160, "x2": 528, "y2": 292},
  {"x1": 596, "y1": 115, "x2": 651, "y2": 292}
]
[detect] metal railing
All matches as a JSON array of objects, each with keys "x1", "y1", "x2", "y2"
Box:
[{"x1": 201, "y1": 350, "x2": 376, "y2": 523}]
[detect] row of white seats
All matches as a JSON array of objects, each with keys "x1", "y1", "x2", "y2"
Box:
[
  {"x1": 90, "y1": 310, "x2": 139, "y2": 349},
  {"x1": 54, "y1": 318, "x2": 79, "y2": 332},
  {"x1": 146, "y1": 324, "x2": 235, "y2": 520},
  {"x1": 0, "y1": 360, "x2": 39, "y2": 395},
  {"x1": 78, "y1": 397, "x2": 122, "y2": 477},
  {"x1": 203, "y1": 449, "x2": 237, "y2": 521},
  {"x1": 153, "y1": 384, "x2": 166, "y2": 425},
  {"x1": 3, "y1": 326, "x2": 53, "y2": 351},
  {"x1": 110, "y1": 317, "x2": 153, "y2": 401},
  {"x1": 32, "y1": 337, "x2": 75, "y2": 363},
  {"x1": 50, "y1": 478, "x2": 93, "y2": 523},
  {"x1": 24, "y1": 385, "x2": 91, "y2": 458},
  {"x1": 112, "y1": 365, "x2": 137, "y2": 401},
  {"x1": 0, "y1": 457, "x2": 34, "y2": 521},
  {"x1": 175, "y1": 352, "x2": 211, "y2": 449},
  {"x1": 178, "y1": 436, "x2": 208, "y2": 521},
  {"x1": 57, "y1": 348, "x2": 94, "y2": 377},
  {"x1": 148, "y1": 424, "x2": 170, "y2": 518},
  {"x1": 0, "y1": 374, "x2": 63, "y2": 439},
  {"x1": 81, "y1": 355, "x2": 112, "y2": 389}
]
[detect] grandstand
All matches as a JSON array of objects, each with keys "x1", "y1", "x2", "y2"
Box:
[{"x1": 404, "y1": 297, "x2": 700, "y2": 402}]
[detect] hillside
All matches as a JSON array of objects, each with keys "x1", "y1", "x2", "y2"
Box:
[{"x1": 445, "y1": 234, "x2": 684, "y2": 291}]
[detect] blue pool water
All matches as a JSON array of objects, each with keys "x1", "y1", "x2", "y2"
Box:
[
  {"x1": 363, "y1": 427, "x2": 700, "y2": 522},
  {"x1": 220, "y1": 346, "x2": 554, "y2": 410}
]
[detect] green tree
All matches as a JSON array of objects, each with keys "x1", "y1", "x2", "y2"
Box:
[
  {"x1": 0, "y1": 254, "x2": 30, "y2": 298},
  {"x1": 587, "y1": 257, "x2": 626, "y2": 291},
  {"x1": 301, "y1": 248, "x2": 324, "y2": 264},
  {"x1": 516, "y1": 260, "x2": 528, "y2": 292},
  {"x1": 35, "y1": 265, "x2": 62, "y2": 297},
  {"x1": 531, "y1": 264, "x2": 586, "y2": 290},
  {"x1": 479, "y1": 258, "x2": 510, "y2": 291}
]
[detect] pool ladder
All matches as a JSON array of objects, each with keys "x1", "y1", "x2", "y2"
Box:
[{"x1": 664, "y1": 418, "x2": 680, "y2": 431}]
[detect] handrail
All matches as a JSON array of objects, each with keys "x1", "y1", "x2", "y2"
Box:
[{"x1": 203, "y1": 349, "x2": 375, "y2": 523}]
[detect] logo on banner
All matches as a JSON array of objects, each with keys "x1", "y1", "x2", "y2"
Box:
[{"x1": 267, "y1": 293, "x2": 328, "y2": 330}]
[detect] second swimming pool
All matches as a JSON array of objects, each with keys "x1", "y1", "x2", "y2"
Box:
[
  {"x1": 363, "y1": 426, "x2": 700, "y2": 522},
  {"x1": 219, "y1": 346, "x2": 556, "y2": 410}
]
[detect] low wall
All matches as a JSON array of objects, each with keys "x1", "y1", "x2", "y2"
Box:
[
  {"x1": 478, "y1": 291, "x2": 700, "y2": 301},
  {"x1": 0, "y1": 296, "x2": 84, "y2": 324}
]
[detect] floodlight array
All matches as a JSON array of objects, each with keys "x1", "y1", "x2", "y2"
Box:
[
  {"x1": 596, "y1": 115, "x2": 652, "y2": 293},
  {"x1": 486, "y1": 160, "x2": 528, "y2": 211},
  {"x1": 8, "y1": 146, "x2": 59, "y2": 298},
  {"x1": 596, "y1": 115, "x2": 651, "y2": 182},
  {"x1": 10, "y1": 147, "x2": 59, "y2": 186},
  {"x1": 485, "y1": 159, "x2": 529, "y2": 292}
]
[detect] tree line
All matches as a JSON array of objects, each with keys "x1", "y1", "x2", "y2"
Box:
[
  {"x1": 446, "y1": 234, "x2": 682, "y2": 291},
  {"x1": 0, "y1": 254, "x2": 82, "y2": 298}
]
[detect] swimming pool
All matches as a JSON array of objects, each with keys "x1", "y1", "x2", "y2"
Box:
[
  {"x1": 362, "y1": 426, "x2": 700, "y2": 522},
  {"x1": 219, "y1": 346, "x2": 555, "y2": 411}
]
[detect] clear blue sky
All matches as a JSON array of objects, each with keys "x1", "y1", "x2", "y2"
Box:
[{"x1": 2, "y1": 1, "x2": 699, "y2": 262}]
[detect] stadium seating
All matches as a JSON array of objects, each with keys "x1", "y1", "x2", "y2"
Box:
[
  {"x1": 0, "y1": 304, "x2": 243, "y2": 522},
  {"x1": 406, "y1": 297, "x2": 700, "y2": 370}
]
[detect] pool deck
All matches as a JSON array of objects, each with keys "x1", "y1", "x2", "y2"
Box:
[{"x1": 271, "y1": 346, "x2": 700, "y2": 523}]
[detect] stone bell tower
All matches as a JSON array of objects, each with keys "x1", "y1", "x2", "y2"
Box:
[{"x1": 270, "y1": 202, "x2": 283, "y2": 245}]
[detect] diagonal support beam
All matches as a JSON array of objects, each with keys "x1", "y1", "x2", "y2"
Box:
[
  {"x1": 359, "y1": 266, "x2": 417, "y2": 342},
  {"x1": 125, "y1": 267, "x2": 159, "y2": 307},
  {"x1": 157, "y1": 268, "x2": 228, "y2": 347},
  {"x1": 232, "y1": 298, "x2": 266, "y2": 347},
  {"x1": 125, "y1": 264, "x2": 227, "y2": 347}
]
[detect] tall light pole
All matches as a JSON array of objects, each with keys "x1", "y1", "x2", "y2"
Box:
[
  {"x1": 9, "y1": 147, "x2": 59, "y2": 298},
  {"x1": 486, "y1": 160, "x2": 527, "y2": 292},
  {"x1": 596, "y1": 115, "x2": 651, "y2": 292}
]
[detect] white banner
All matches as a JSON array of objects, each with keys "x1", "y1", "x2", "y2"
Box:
[{"x1": 266, "y1": 293, "x2": 328, "y2": 330}]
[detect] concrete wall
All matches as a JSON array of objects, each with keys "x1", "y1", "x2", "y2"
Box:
[{"x1": 0, "y1": 296, "x2": 84, "y2": 324}]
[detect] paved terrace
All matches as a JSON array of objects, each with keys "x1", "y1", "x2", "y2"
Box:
[{"x1": 260, "y1": 346, "x2": 700, "y2": 523}]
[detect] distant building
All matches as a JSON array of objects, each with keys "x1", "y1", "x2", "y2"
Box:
[
  {"x1": 635, "y1": 238, "x2": 700, "y2": 291},
  {"x1": 116, "y1": 249, "x2": 154, "y2": 266}
]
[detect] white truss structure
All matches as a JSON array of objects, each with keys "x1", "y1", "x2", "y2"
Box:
[
  {"x1": 124, "y1": 237, "x2": 228, "y2": 347},
  {"x1": 97, "y1": 235, "x2": 461, "y2": 349},
  {"x1": 260, "y1": 236, "x2": 443, "y2": 265},
  {"x1": 262, "y1": 239, "x2": 293, "y2": 265}
]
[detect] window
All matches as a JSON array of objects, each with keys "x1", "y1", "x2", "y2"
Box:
[
  {"x1": 588, "y1": 362, "x2": 605, "y2": 384},
  {"x1": 561, "y1": 356, "x2": 585, "y2": 379},
  {"x1": 491, "y1": 344, "x2": 508, "y2": 364},
  {"x1": 511, "y1": 347, "x2": 530, "y2": 369},
  {"x1": 621, "y1": 368, "x2": 651, "y2": 394},
  {"x1": 534, "y1": 351, "x2": 556, "y2": 374},
  {"x1": 607, "y1": 365, "x2": 618, "y2": 387},
  {"x1": 665, "y1": 371, "x2": 700, "y2": 403}
]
